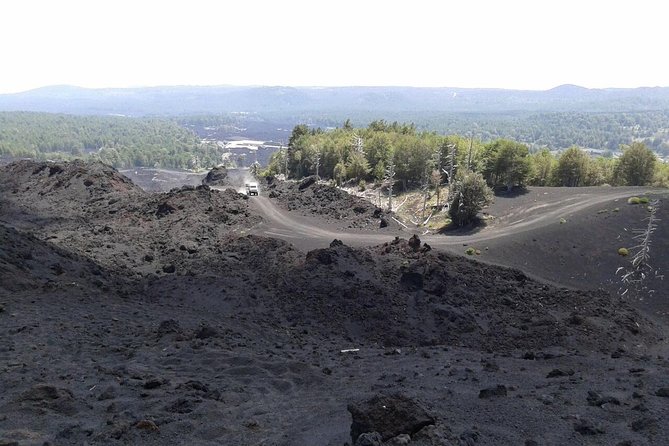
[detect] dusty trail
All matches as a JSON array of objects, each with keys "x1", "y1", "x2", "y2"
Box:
[{"x1": 248, "y1": 187, "x2": 663, "y2": 251}]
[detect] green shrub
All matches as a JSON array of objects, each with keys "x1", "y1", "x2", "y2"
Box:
[
  {"x1": 618, "y1": 247, "x2": 629, "y2": 256},
  {"x1": 448, "y1": 170, "x2": 493, "y2": 227},
  {"x1": 465, "y1": 247, "x2": 476, "y2": 255},
  {"x1": 628, "y1": 196, "x2": 641, "y2": 204},
  {"x1": 639, "y1": 196, "x2": 650, "y2": 204},
  {"x1": 559, "y1": 218, "x2": 567, "y2": 224},
  {"x1": 358, "y1": 180, "x2": 366, "y2": 192}
]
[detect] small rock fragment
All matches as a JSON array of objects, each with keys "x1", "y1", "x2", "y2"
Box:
[
  {"x1": 479, "y1": 385, "x2": 507, "y2": 399},
  {"x1": 546, "y1": 368, "x2": 574, "y2": 378},
  {"x1": 195, "y1": 325, "x2": 218, "y2": 339},
  {"x1": 354, "y1": 432, "x2": 383, "y2": 446},
  {"x1": 143, "y1": 379, "x2": 163, "y2": 390},
  {"x1": 587, "y1": 391, "x2": 620, "y2": 407},
  {"x1": 630, "y1": 417, "x2": 655, "y2": 432},
  {"x1": 135, "y1": 419, "x2": 159, "y2": 431},
  {"x1": 655, "y1": 388, "x2": 669, "y2": 397},
  {"x1": 385, "y1": 433, "x2": 411, "y2": 445},
  {"x1": 408, "y1": 235, "x2": 421, "y2": 251},
  {"x1": 573, "y1": 419, "x2": 604, "y2": 436}
]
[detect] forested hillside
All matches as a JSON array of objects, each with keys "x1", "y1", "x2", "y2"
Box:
[
  {"x1": 2, "y1": 84, "x2": 669, "y2": 164},
  {"x1": 2, "y1": 110, "x2": 668, "y2": 178},
  {"x1": 407, "y1": 111, "x2": 669, "y2": 154},
  {"x1": 178, "y1": 110, "x2": 669, "y2": 154},
  {"x1": 269, "y1": 121, "x2": 668, "y2": 190},
  {"x1": 0, "y1": 112, "x2": 220, "y2": 168}
]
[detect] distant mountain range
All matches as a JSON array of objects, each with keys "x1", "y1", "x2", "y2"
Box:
[{"x1": 1, "y1": 84, "x2": 668, "y2": 116}]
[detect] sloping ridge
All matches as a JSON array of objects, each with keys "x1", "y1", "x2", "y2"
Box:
[{"x1": 0, "y1": 160, "x2": 661, "y2": 354}]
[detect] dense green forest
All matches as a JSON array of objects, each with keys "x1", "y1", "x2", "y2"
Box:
[
  {"x1": 267, "y1": 121, "x2": 668, "y2": 189},
  {"x1": 414, "y1": 111, "x2": 669, "y2": 154},
  {"x1": 0, "y1": 112, "x2": 220, "y2": 169},
  {"x1": 1, "y1": 111, "x2": 668, "y2": 184},
  {"x1": 175, "y1": 110, "x2": 669, "y2": 154}
]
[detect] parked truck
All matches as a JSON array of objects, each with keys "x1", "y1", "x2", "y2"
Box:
[{"x1": 245, "y1": 182, "x2": 259, "y2": 196}]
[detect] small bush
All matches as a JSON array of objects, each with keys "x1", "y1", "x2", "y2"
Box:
[
  {"x1": 559, "y1": 218, "x2": 567, "y2": 224},
  {"x1": 358, "y1": 180, "x2": 366, "y2": 192},
  {"x1": 465, "y1": 247, "x2": 476, "y2": 255},
  {"x1": 448, "y1": 170, "x2": 493, "y2": 227},
  {"x1": 628, "y1": 197, "x2": 641, "y2": 204},
  {"x1": 618, "y1": 247, "x2": 629, "y2": 256},
  {"x1": 639, "y1": 196, "x2": 650, "y2": 204}
]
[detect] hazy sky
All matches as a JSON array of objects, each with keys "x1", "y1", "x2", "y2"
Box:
[{"x1": 2, "y1": 0, "x2": 667, "y2": 94}]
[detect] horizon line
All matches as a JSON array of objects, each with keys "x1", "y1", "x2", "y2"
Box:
[{"x1": 3, "y1": 83, "x2": 668, "y2": 95}]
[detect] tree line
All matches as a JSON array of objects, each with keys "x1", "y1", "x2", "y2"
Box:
[
  {"x1": 267, "y1": 120, "x2": 667, "y2": 189},
  {"x1": 1, "y1": 112, "x2": 667, "y2": 187},
  {"x1": 0, "y1": 112, "x2": 220, "y2": 169},
  {"x1": 414, "y1": 110, "x2": 669, "y2": 154}
]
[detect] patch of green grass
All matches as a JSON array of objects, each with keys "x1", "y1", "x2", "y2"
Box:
[
  {"x1": 639, "y1": 196, "x2": 650, "y2": 204},
  {"x1": 465, "y1": 247, "x2": 476, "y2": 255},
  {"x1": 618, "y1": 247, "x2": 629, "y2": 256},
  {"x1": 628, "y1": 196, "x2": 641, "y2": 204}
]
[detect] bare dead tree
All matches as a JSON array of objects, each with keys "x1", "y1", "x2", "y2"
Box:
[
  {"x1": 467, "y1": 132, "x2": 474, "y2": 169},
  {"x1": 250, "y1": 160, "x2": 261, "y2": 177},
  {"x1": 421, "y1": 173, "x2": 430, "y2": 221},
  {"x1": 617, "y1": 199, "x2": 663, "y2": 299},
  {"x1": 279, "y1": 145, "x2": 288, "y2": 177},
  {"x1": 384, "y1": 160, "x2": 396, "y2": 212},
  {"x1": 443, "y1": 143, "x2": 457, "y2": 201},
  {"x1": 313, "y1": 149, "x2": 321, "y2": 178},
  {"x1": 430, "y1": 169, "x2": 442, "y2": 208},
  {"x1": 352, "y1": 133, "x2": 364, "y2": 154}
]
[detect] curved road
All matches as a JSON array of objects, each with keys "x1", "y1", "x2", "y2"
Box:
[{"x1": 247, "y1": 187, "x2": 667, "y2": 252}]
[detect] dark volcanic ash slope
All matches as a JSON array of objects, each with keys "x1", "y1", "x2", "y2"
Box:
[
  {"x1": 1, "y1": 160, "x2": 668, "y2": 446},
  {"x1": 265, "y1": 175, "x2": 400, "y2": 230},
  {"x1": 269, "y1": 236, "x2": 658, "y2": 352},
  {"x1": 0, "y1": 159, "x2": 142, "y2": 217},
  {"x1": 1, "y1": 161, "x2": 658, "y2": 353},
  {"x1": 0, "y1": 160, "x2": 262, "y2": 276},
  {"x1": 0, "y1": 224, "x2": 119, "y2": 294}
]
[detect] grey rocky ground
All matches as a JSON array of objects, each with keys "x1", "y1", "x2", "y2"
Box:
[{"x1": 1, "y1": 161, "x2": 668, "y2": 445}]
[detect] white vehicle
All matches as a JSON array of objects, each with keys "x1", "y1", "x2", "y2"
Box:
[{"x1": 245, "y1": 182, "x2": 259, "y2": 196}]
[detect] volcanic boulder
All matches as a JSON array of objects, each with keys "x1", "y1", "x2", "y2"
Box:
[
  {"x1": 202, "y1": 166, "x2": 228, "y2": 186},
  {"x1": 348, "y1": 394, "x2": 435, "y2": 442},
  {"x1": 298, "y1": 175, "x2": 319, "y2": 190}
]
